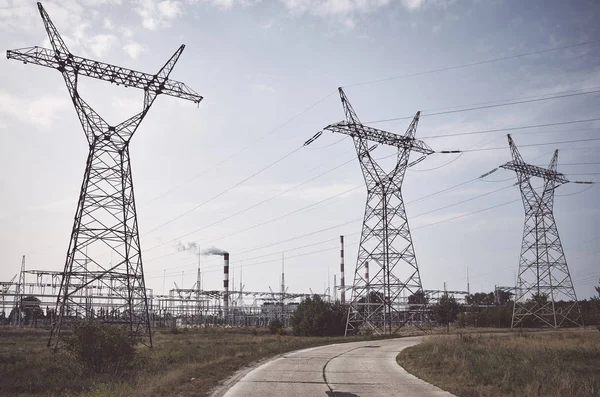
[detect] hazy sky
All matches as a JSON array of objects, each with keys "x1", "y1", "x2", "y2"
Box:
[{"x1": 1, "y1": 0, "x2": 599, "y2": 300}]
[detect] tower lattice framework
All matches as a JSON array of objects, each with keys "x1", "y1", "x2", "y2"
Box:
[
  {"x1": 322, "y1": 88, "x2": 434, "y2": 335},
  {"x1": 501, "y1": 135, "x2": 583, "y2": 328},
  {"x1": 7, "y1": 2, "x2": 202, "y2": 350}
]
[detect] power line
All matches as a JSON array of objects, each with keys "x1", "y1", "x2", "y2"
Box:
[
  {"x1": 420, "y1": 118, "x2": 600, "y2": 140},
  {"x1": 153, "y1": 195, "x2": 522, "y2": 277},
  {"x1": 149, "y1": 181, "x2": 518, "y2": 275},
  {"x1": 343, "y1": 39, "x2": 600, "y2": 88},
  {"x1": 142, "y1": 145, "x2": 304, "y2": 236},
  {"x1": 364, "y1": 89, "x2": 600, "y2": 124},
  {"x1": 459, "y1": 137, "x2": 600, "y2": 152},
  {"x1": 138, "y1": 89, "x2": 337, "y2": 208}
]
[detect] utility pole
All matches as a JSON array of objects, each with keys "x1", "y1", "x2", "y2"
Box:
[
  {"x1": 7, "y1": 3, "x2": 202, "y2": 350},
  {"x1": 316, "y1": 88, "x2": 435, "y2": 336},
  {"x1": 498, "y1": 134, "x2": 589, "y2": 328}
]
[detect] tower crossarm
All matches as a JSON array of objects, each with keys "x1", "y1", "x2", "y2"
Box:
[
  {"x1": 324, "y1": 121, "x2": 434, "y2": 155},
  {"x1": 6, "y1": 46, "x2": 203, "y2": 104},
  {"x1": 500, "y1": 161, "x2": 569, "y2": 184}
]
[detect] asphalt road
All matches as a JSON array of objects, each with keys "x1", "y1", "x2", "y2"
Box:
[{"x1": 213, "y1": 337, "x2": 456, "y2": 397}]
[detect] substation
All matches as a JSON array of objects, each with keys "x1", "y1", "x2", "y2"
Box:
[{"x1": 1, "y1": 2, "x2": 594, "y2": 346}]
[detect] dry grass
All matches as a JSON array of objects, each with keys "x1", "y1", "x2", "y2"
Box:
[
  {"x1": 0, "y1": 327, "x2": 387, "y2": 397},
  {"x1": 397, "y1": 329, "x2": 600, "y2": 397}
]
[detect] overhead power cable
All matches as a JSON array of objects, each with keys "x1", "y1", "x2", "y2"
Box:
[
  {"x1": 458, "y1": 137, "x2": 600, "y2": 153},
  {"x1": 343, "y1": 39, "x2": 600, "y2": 88},
  {"x1": 420, "y1": 118, "x2": 600, "y2": 140},
  {"x1": 138, "y1": 89, "x2": 337, "y2": 208},
  {"x1": 148, "y1": 180, "x2": 517, "y2": 273},
  {"x1": 142, "y1": 145, "x2": 305, "y2": 235},
  {"x1": 152, "y1": 195, "x2": 522, "y2": 277},
  {"x1": 364, "y1": 89, "x2": 600, "y2": 124}
]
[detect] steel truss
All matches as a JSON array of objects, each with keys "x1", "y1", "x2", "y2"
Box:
[
  {"x1": 322, "y1": 88, "x2": 434, "y2": 336},
  {"x1": 501, "y1": 135, "x2": 583, "y2": 328},
  {"x1": 6, "y1": 3, "x2": 202, "y2": 350},
  {"x1": 0, "y1": 270, "x2": 322, "y2": 329}
]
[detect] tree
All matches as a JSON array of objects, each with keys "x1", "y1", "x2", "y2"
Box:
[
  {"x1": 431, "y1": 293, "x2": 461, "y2": 332},
  {"x1": 8, "y1": 296, "x2": 44, "y2": 326},
  {"x1": 291, "y1": 295, "x2": 347, "y2": 336},
  {"x1": 408, "y1": 290, "x2": 429, "y2": 305},
  {"x1": 466, "y1": 292, "x2": 494, "y2": 306},
  {"x1": 595, "y1": 279, "x2": 600, "y2": 299},
  {"x1": 21, "y1": 296, "x2": 44, "y2": 326},
  {"x1": 529, "y1": 292, "x2": 549, "y2": 306}
]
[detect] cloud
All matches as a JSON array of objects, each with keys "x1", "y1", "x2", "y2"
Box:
[
  {"x1": 191, "y1": 0, "x2": 261, "y2": 10},
  {"x1": 123, "y1": 41, "x2": 145, "y2": 59},
  {"x1": 0, "y1": 92, "x2": 70, "y2": 129},
  {"x1": 103, "y1": 18, "x2": 115, "y2": 29},
  {"x1": 282, "y1": 0, "x2": 391, "y2": 16},
  {"x1": 400, "y1": 0, "x2": 425, "y2": 10},
  {"x1": 88, "y1": 34, "x2": 118, "y2": 57},
  {"x1": 136, "y1": 0, "x2": 183, "y2": 30}
]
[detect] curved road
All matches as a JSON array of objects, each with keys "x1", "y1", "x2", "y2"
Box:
[{"x1": 213, "y1": 337, "x2": 456, "y2": 397}]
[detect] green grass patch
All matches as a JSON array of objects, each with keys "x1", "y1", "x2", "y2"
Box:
[{"x1": 397, "y1": 330, "x2": 600, "y2": 397}]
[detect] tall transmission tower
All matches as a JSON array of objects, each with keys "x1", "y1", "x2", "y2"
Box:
[
  {"x1": 321, "y1": 88, "x2": 434, "y2": 335},
  {"x1": 12, "y1": 255, "x2": 26, "y2": 327},
  {"x1": 500, "y1": 134, "x2": 587, "y2": 328},
  {"x1": 7, "y1": 3, "x2": 202, "y2": 350}
]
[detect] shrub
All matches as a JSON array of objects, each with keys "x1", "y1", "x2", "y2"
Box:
[
  {"x1": 66, "y1": 322, "x2": 138, "y2": 375},
  {"x1": 269, "y1": 318, "x2": 284, "y2": 334},
  {"x1": 291, "y1": 296, "x2": 347, "y2": 336}
]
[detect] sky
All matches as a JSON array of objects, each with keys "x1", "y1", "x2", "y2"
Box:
[{"x1": 1, "y1": 0, "x2": 599, "y2": 300}]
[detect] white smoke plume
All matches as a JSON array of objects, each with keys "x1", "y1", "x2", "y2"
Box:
[
  {"x1": 175, "y1": 241, "x2": 200, "y2": 255},
  {"x1": 201, "y1": 246, "x2": 228, "y2": 256}
]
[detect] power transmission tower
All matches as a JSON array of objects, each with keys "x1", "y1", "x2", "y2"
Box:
[
  {"x1": 7, "y1": 3, "x2": 202, "y2": 350},
  {"x1": 12, "y1": 255, "x2": 26, "y2": 327},
  {"x1": 322, "y1": 88, "x2": 434, "y2": 335},
  {"x1": 500, "y1": 134, "x2": 587, "y2": 328}
]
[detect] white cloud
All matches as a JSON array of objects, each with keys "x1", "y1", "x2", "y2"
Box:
[
  {"x1": 280, "y1": 0, "x2": 393, "y2": 29},
  {"x1": 282, "y1": 0, "x2": 391, "y2": 16},
  {"x1": 123, "y1": 41, "x2": 145, "y2": 59},
  {"x1": 0, "y1": 92, "x2": 70, "y2": 129},
  {"x1": 400, "y1": 0, "x2": 425, "y2": 10},
  {"x1": 192, "y1": 0, "x2": 260, "y2": 10},
  {"x1": 103, "y1": 18, "x2": 115, "y2": 29},
  {"x1": 136, "y1": 0, "x2": 183, "y2": 30},
  {"x1": 88, "y1": 34, "x2": 118, "y2": 57}
]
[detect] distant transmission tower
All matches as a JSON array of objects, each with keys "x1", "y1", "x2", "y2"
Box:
[
  {"x1": 12, "y1": 255, "x2": 26, "y2": 327},
  {"x1": 500, "y1": 134, "x2": 588, "y2": 328},
  {"x1": 7, "y1": 3, "x2": 202, "y2": 350},
  {"x1": 321, "y1": 88, "x2": 434, "y2": 335}
]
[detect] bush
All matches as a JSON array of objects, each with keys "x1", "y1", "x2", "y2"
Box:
[
  {"x1": 269, "y1": 318, "x2": 284, "y2": 334},
  {"x1": 291, "y1": 296, "x2": 347, "y2": 336},
  {"x1": 66, "y1": 322, "x2": 138, "y2": 375}
]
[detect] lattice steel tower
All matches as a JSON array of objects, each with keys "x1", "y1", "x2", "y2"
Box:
[
  {"x1": 501, "y1": 135, "x2": 585, "y2": 328},
  {"x1": 322, "y1": 88, "x2": 434, "y2": 335},
  {"x1": 7, "y1": 3, "x2": 202, "y2": 350}
]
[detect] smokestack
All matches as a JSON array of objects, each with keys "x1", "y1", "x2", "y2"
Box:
[
  {"x1": 340, "y1": 235, "x2": 345, "y2": 304},
  {"x1": 334, "y1": 274, "x2": 337, "y2": 302},
  {"x1": 223, "y1": 253, "x2": 229, "y2": 319},
  {"x1": 197, "y1": 246, "x2": 201, "y2": 293}
]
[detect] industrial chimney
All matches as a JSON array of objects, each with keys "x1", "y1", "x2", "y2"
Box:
[
  {"x1": 340, "y1": 235, "x2": 345, "y2": 304},
  {"x1": 223, "y1": 253, "x2": 229, "y2": 321}
]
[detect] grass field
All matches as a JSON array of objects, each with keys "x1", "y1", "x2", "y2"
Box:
[
  {"x1": 0, "y1": 327, "x2": 392, "y2": 397},
  {"x1": 397, "y1": 329, "x2": 600, "y2": 397}
]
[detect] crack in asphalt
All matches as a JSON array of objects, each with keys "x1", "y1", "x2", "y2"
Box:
[{"x1": 321, "y1": 345, "x2": 364, "y2": 397}]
